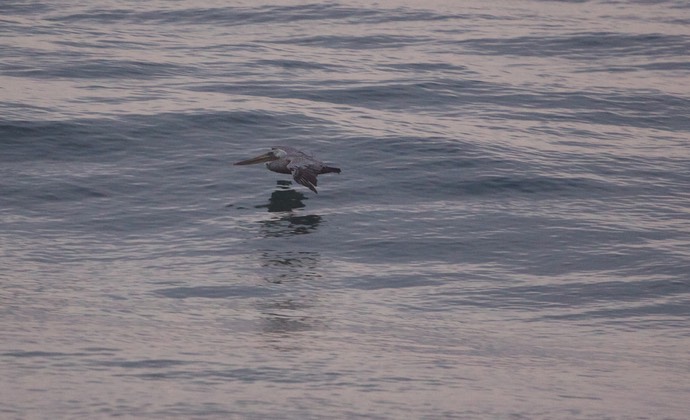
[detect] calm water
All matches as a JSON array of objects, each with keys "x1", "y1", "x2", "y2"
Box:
[{"x1": 2, "y1": 0, "x2": 690, "y2": 418}]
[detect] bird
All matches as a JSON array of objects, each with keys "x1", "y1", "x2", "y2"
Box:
[{"x1": 234, "y1": 146, "x2": 341, "y2": 193}]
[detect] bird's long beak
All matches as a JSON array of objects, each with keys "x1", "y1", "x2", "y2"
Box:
[{"x1": 234, "y1": 151, "x2": 277, "y2": 165}]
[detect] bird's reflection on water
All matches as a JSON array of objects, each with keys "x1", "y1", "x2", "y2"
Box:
[
  {"x1": 255, "y1": 180, "x2": 305, "y2": 212},
  {"x1": 259, "y1": 214, "x2": 322, "y2": 237},
  {"x1": 252, "y1": 182, "x2": 327, "y2": 336},
  {"x1": 256, "y1": 250, "x2": 325, "y2": 336},
  {"x1": 258, "y1": 250, "x2": 322, "y2": 285},
  {"x1": 255, "y1": 181, "x2": 322, "y2": 237}
]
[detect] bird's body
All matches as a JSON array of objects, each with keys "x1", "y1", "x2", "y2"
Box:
[{"x1": 234, "y1": 146, "x2": 341, "y2": 193}]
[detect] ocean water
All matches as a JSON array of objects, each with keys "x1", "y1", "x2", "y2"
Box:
[{"x1": 2, "y1": 0, "x2": 690, "y2": 418}]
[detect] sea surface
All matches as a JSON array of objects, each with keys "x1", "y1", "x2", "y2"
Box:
[{"x1": 2, "y1": 0, "x2": 690, "y2": 418}]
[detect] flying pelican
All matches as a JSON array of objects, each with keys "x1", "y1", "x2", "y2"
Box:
[{"x1": 234, "y1": 146, "x2": 341, "y2": 193}]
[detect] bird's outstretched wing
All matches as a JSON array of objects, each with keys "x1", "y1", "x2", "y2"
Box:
[{"x1": 288, "y1": 158, "x2": 320, "y2": 193}]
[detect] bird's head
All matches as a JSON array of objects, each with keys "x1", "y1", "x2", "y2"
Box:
[{"x1": 234, "y1": 147, "x2": 286, "y2": 165}]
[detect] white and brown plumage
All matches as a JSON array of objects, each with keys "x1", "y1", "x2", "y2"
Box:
[{"x1": 234, "y1": 146, "x2": 341, "y2": 193}]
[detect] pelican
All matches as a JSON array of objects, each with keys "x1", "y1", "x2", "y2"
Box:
[{"x1": 234, "y1": 146, "x2": 341, "y2": 193}]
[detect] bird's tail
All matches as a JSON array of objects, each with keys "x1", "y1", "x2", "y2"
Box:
[{"x1": 320, "y1": 166, "x2": 341, "y2": 174}]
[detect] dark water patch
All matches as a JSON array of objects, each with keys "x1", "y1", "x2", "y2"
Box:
[
  {"x1": 46, "y1": 8, "x2": 139, "y2": 24},
  {"x1": 338, "y1": 237, "x2": 480, "y2": 265},
  {"x1": 431, "y1": 278, "x2": 690, "y2": 317},
  {"x1": 200, "y1": 75, "x2": 688, "y2": 125},
  {"x1": 154, "y1": 285, "x2": 276, "y2": 299},
  {"x1": 354, "y1": 7, "x2": 463, "y2": 24},
  {"x1": 586, "y1": 61, "x2": 690, "y2": 72},
  {"x1": 386, "y1": 173, "x2": 614, "y2": 201},
  {"x1": 490, "y1": 90, "x2": 688, "y2": 113},
  {"x1": 477, "y1": 89, "x2": 690, "y2": 131},
  {"x1": 130, "y1": 366, "x2": 344, "y2": 385},
  {"x1": 340, "y1": 135, "x2": 633, "y2": 200},
  {"x1": 367, "y1": 141, "x2": 618, "y2": 197},
  {"x1": 459, "y1": 32, "x2": 690, "y2": 59},
  {"x1": 2, "y1": 350, "x2": 91, "y2": 358},
  {"x1": 488, "y1": 221, "x2": 690, "y2": 278},
  {"x1": 0, "y1": 119, "x2": 132, "y2": 162},
  {"x1": 194, "y1": 79, "x2": 493, "y2": 111},
  {"x1": 346, "y1": 275, "x2": 441, "y2": 291},
  {"x1": 253, "y1": 59, "x2": 340, "y2": 72},
  {"x1": 5, "y1": 59, "x2": 189, "y2": 80},
  {"x1": 95, "y1": 359, "x2": 190, "y2": 369},
  {"x1": 0, "y1": 2, "x2": 55, "y2": 15},
  {"x1": 79, "y1": 347, "x2": 119, "y2": 354},
  {"x1": 0, "y1": 19, "x2": 26, "y2": 36},
  {"x1": 0, "y1": 46, "x2": 85, "y2": 72},
  {"x1": 275, "y1": 34, "x2": 431, "y2": 49},
  {"x1": 113, "y1": 365, "x2": 342, "y2": 384},
  {"x1": 456, "y1": 175, "x2": 609, "y2": 197},
  {"x1": 543, "y1": 301, "x2": 690, "y2": 324},
  {"x1": 48, "y1": 4, "x2": 377, "y2": 26},
  {"x1": 4, "y1": 181, "x2": 109, "y2": 203},
  {"x1": 128, "y1": 109, "x2": 330, "y2": 141},
  {"x1": 378, "y1": 61, "x2": 470, "y2": 74},
  {"x1": 310, "y1": 80, "x2": 472, "y2": 109},
  {"x1": 498, "y1": 108, "x2": 689, "y2": 131},
  {"x1": 47, "y1": 4, "x2": 454, "y2": 27},
  {"x1": 504, "y1": 278, "x2": 690, "y2": 308}
]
